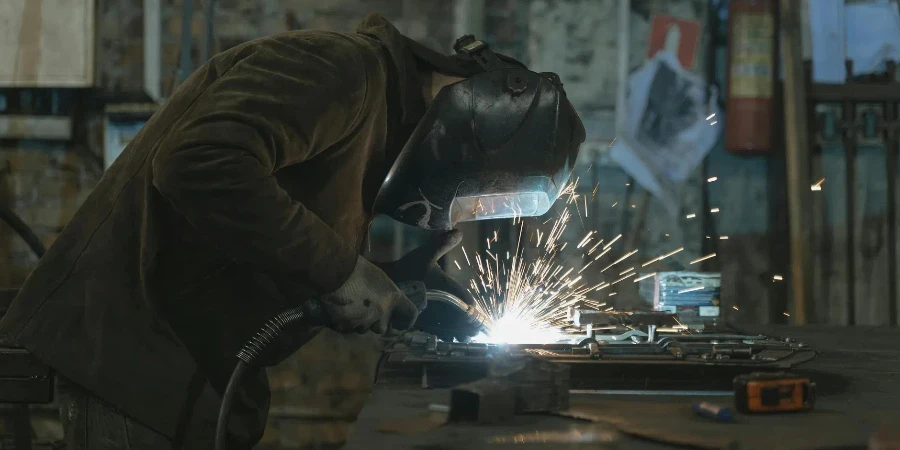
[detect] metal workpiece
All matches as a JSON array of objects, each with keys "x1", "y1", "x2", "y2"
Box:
[{"x1": 376, "y1": 328, "x2": 817, "y2": 392}]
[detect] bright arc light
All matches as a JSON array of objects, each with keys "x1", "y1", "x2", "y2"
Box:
[{"x1": 472, "y1": 314, "x2": 564, "y2": 345}]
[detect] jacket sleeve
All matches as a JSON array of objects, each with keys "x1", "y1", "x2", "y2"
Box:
[{"x1": 152, "y1": 34, "x2": 366, "y2": 294}]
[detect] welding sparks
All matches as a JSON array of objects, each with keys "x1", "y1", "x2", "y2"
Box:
[
  {"x1": 602, "y1": 249, "x2": 639, "y2": 273},
  {"x1": 733, "y1": 305, "x2": 740, "y2": 311},
  {"x1": 710, "y1": 208, "x2": 720, "y2": 213},
  {"x1": 706, "y1": 113, "x2": 716, "y2": 120},
  {"x1": 642, "y1": 247, "x2": 684, "y2": 267},
  {"x1": 633, "y1": 272, "x2": 656, "y2": 283},
  {"x1": 720, "y1": 236, "x2": 729, "y2": 240},
  {"x1": 811, "y1": 178, "x2": 826, "y2": 191},
  {"x1": 577, "y1": 231, "x2": 595, "y2": 249},
  {"x1": 468, "y1": 182, "x2": 596, "y2": 344},
  {"x1": 773, "y1": 275, "x2": 784, "y2": 281},
  {"x1": 454, "y1": 260, "x2": 461, "y2": 270},
  {"x1": 603, "y1": 234, "x2": 622, "y2": 250},
  {"x1": 690, "y1": 253, "x2": 717, "y2": 265},
  {"x1": 707, "y1": 177, "x2": 718, "y2": 182},
  {"x1": 686, "y1": 213, "x2": 696, "y2": 219},
  {"x1": 783, "y1": 312, "x2": 791, "y2": 317}
]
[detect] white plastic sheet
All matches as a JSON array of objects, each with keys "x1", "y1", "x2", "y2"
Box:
[{"x1": 610, "y1": 51, "x2": 722, "y2": 216}]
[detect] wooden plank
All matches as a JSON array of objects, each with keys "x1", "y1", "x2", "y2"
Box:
[
  {"x1": 714, "y1": 164, "x2": 771, "y2": 324},
  {"x1": 0, "y1": 115, "x2": 71, "y2": 140},
  {"x1": 779, "y1": 0, "x2": 813, "y2": 323},
  {"x1": 853, "y1": 143, "x2": 892, "y2": 325},
  {"x1": 810, "y1": 148, "x2": 826, "y2": 323},
  {"x1": 0, "y1": 0, "x2": 94, "y2": 87}
]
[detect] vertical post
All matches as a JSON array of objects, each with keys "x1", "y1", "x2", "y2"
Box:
[
  {"x1": 615, "y1": 0, "x2": 631, "y2": 135},
  {"x1": 177, "y1": 0, "x2": 195, "y2": 86},
  {"x1": 453, "y1": 0, "x2": 486, "y2": 45},
  {"x1": 884, "y1": 61, "x2": 899, "y2": 326},
  {"x1": 779, "y1": 0, "x2": 812, "y2": 324}
]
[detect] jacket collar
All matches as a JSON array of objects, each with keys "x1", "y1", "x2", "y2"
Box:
[{"x1": 356, "y1": 14, "x2": 427, "y2": 125}]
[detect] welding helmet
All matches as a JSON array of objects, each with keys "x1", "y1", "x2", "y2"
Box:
[{"x1": 373, "y1": 35, "x2": 586, "y2": 231}]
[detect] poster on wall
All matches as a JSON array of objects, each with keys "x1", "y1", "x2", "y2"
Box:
[{"x1": 646, "y1": 15, "x2": 702, "y2": 69}]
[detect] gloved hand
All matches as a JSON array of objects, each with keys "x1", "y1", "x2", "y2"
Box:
[
  {"x1": 377, "y1": 230, "x2": 481, "y2": 342},
  {"x1": 320, "y1": 256, "x2": 419, "y2": 334}
]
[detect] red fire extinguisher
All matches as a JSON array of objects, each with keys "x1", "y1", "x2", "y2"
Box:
[{"x1": 725, "y1": 0, "x2": 777, "y2": 154}]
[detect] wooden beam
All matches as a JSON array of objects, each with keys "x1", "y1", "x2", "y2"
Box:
[{"x1": 779, "y1": 0, "x2": 813, "y2": 324}]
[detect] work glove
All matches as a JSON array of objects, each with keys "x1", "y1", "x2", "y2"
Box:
[
  {"x1": 320, "y1": 256, "x2": 419, "y2": 334},
  {"x1": 377, "y1": 230, "x2": 481, "y2": 342}
]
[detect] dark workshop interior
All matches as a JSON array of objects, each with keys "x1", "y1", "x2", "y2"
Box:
[{"x1": 1, "y1": 0, "x2": 900, "y2": 449}]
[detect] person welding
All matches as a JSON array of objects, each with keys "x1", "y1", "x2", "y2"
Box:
[{"x1": 0, "y1": 13, "x2": 584, "y2": 450}]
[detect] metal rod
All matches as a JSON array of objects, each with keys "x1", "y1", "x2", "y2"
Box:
[{"x1": 779, "y1": 0, "x2": 812, "y2": 324}]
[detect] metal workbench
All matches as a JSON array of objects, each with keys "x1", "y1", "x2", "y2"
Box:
[{"x1": 344, "y1": 325, "x2": 900, "y2": 450}]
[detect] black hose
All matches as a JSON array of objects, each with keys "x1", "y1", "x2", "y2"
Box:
[
  {"x1": 215, "y1": 359, "x2": 249, "y2": 450},
  {"x1": 215, "y1": 303, "x2": 325, "y2": 450},
  {"x1": 0, "y1": 205, "x2": 46, "y2": 259}
]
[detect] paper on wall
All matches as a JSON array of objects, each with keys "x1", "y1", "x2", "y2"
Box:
[{"x1": 610, "y1": 51, "x2": 722, "y2": 216}]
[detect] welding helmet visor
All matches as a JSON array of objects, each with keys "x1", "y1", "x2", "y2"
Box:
[{"x1": 374, "y1": 36, "x2": 586, "y2": 231}]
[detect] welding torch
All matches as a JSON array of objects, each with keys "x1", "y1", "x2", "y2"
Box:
[
  {"x1": 425, "y1": 289, "x2": 490, "y2": 333},
  {"x1": 215, "y1": 282, "x2": 487, "y2": 450}
]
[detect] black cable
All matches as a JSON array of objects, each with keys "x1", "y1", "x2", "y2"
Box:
[{"x1": 0, "y1": 205, "x2": 46, "y2": 259}]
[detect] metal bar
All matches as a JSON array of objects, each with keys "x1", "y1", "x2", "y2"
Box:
[
  {"x1": 844, "y1": 94, "x2": 858, "y2": 326},
  {"x1": 570, "y1": 389, "x2": 732, "y2": 396},
  {"x1": 779, "y1": 0, "x2": 812, "y2": 324}
]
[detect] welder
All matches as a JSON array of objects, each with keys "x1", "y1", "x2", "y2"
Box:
[{"x1": 0, "y1": 13, "x2": 584, "y2": 450}]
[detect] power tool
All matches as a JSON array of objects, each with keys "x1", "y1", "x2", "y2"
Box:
[{"x1": 733, "y1": 372, "x2": 816, "y2": 413}]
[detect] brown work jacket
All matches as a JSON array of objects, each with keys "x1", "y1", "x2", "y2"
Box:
[{"x1": 0, "y1": 14, "x2": 428, "y2": 449}]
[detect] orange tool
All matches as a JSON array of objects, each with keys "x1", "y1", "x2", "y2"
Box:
[{"x1": 733, "y1": 372, "x2": 816, "y2": 413}]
